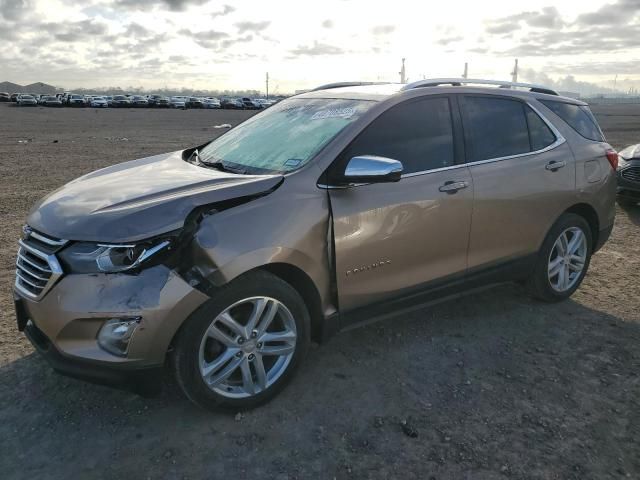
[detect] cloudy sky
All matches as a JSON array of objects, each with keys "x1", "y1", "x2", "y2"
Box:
[{"x1": 1, "y1": 0, "x2": 638, "y2": 94}]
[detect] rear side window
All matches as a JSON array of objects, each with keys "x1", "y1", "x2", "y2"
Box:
[
  {"x1": 338, "y1": 97, "x2": 455, "y2": 175},
  {"x1": 525, "y1": 106, "x2": 556, "y2": 151},
  {"x1": 462, "y1": 97, "x2": 530, "y2": 161},
  {"x1": 539, "y1": 100, "x2": 603, "y2": 141}
]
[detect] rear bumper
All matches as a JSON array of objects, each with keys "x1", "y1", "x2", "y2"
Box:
[{"x1": 24, "y1": 320, "x2": 164, "y2": 396}]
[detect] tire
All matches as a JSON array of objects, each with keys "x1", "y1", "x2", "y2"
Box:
[
  {"x1": 172, "y1": 270, "x2": 310, "y2": 411},
  {"x1": 527, "y1": 213, "x2": 592, "y2": 302}
]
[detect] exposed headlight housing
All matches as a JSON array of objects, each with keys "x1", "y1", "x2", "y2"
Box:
[{"x1": 59, "y1": 237, "x2": 172, "y2": 273}]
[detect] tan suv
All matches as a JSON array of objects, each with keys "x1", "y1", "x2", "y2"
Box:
[{"x1": 14, "y1": 79, "x2": 617, "y2": 410}]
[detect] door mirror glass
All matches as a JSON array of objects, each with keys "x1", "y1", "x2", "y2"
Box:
[{"x1": 340, "y1": 155, "x2": 403, "y2": 185}]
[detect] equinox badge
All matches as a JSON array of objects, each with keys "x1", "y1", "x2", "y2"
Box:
[{"x1": 346, "y1": 259, "x2": 391, "y2": 277}]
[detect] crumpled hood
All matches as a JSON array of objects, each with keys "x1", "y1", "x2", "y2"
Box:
[{"x1": 27, "y1": 150, "x2": 283, "y2": 243}]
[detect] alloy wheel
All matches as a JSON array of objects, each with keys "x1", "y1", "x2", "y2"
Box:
[
  {"x1": 547, "y1": 227, "x2": 587, "y2": 292},
  {"x1": 198, "y1": 296, "x2": 297, "y2": 399}
]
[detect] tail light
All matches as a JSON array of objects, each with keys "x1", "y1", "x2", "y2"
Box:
[{"x1": 605, "y1": 148, "x2": 618, "y2": 170}]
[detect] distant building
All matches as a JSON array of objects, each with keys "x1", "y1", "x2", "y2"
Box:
[{"x1": 0, "y1": 81, "x2": 60, "y2": 94}]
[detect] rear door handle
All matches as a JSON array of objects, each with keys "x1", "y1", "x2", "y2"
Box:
[
  {"x1": 545, "y1": 160, "x2": 566, "y2": 171},
  {"x1": 439, "y1": 180, "x2": 469, "y2": 194}
]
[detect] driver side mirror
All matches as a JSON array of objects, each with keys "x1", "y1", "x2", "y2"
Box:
[{"x1": 338, "y1": 155, "x2": 403, "y2": 185}]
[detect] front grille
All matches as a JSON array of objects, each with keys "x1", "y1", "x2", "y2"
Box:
[
  {"x1": 15, "y1": 229, "x2": 67, "y2": 300},
  {"x1": 621, "y1": 167, "x2": 640, "y2": 183}
]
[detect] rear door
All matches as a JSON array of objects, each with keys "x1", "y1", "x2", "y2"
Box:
[
  {"x1": 328, "y1": 96, "x2": 474, "y2": 312},
  {"x1": 459, "y1": 94, "x2": 576, "y2": 270}
]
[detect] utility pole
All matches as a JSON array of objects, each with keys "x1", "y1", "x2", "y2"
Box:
[
  {"x1": 462, "y1": 62, "x2": 468, "y2": 79},
  {"x1": 399, "y1": 58, "x2": 406, "y2": 84},
  {"x1": 511, "y1": 59, "x2": 518, "y2": 83},
  {"x1": 266, "y1": 72, "x2": 269, "y2": 99},
  {"x1": 613, "y1": 74, "x2": 617, "y2": 91}
]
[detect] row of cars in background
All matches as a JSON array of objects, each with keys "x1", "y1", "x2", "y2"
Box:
[{"x1": 0, "y1": 92, "x2": 279, "y2": 109}]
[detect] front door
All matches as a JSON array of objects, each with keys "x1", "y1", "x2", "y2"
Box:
[{"x1": 328, "y1": 96, "x2": 474, "y2": 312}]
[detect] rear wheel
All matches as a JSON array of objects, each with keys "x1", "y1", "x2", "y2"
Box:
[
  {"x1": 527, "y1": 213, "x2": 592, "y2": 302},
  {"x1": 173, "y1": 271, "x2": 310, "y2": 411}
]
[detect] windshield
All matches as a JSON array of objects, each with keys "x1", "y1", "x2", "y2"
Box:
[{"x1": 198, "y1": 98, "x2": 374, "y2": 174}]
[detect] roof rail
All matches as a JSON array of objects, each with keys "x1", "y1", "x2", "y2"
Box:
[
  {"x1": 310, "y1": 81, "x2": 390, "y2": 92},
  {"x1": 401, "y1": 78, "x2": 558, "y2": 96}
]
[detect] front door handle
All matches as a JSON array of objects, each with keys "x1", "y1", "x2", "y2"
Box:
[
  {"x1": 439, "y1": 180, "x2": 469, "y2": 194},
  {"x1": 545, "y1": 160, "x2": 566, "y2": 171}
]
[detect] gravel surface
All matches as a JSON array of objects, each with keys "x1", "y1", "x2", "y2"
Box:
[{"x1": 0, "y1": 103, "x2": 639, "y2": 480}]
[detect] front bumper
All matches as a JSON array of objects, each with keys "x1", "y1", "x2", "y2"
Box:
[
  {"x1": 24, "y1": 319, "x2": 164, "y2": 395},
  {"x1": 617, "y1": 162, "x2": 640, "y2": 199},
  {"x1": 15, "y1": 265, "x2": 208, "y2": 391}
]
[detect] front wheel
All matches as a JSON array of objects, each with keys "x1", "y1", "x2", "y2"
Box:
[
  {"x1": 527, "y1": 213, "x2": 592, "y2": 302},
  {"x1": 172, "y1": 271, "x2": 310, "y2": 411}
]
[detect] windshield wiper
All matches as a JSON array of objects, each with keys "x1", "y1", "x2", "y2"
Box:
[{"x1": 200, "y1": 157, "x2": 248, "y2": 175}]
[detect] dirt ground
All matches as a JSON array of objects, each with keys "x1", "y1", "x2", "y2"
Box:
[{"x1": 0, "y1": 103, "x2": 639, "y2": 480}]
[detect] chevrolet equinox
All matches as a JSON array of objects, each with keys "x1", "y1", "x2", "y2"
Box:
[{"x1": 14, "y1": 79, "x2": 617, "y2": 410}]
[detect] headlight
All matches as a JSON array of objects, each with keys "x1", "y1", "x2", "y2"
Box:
[{"x1": 59, "y1": 238, "x2": 172, "y2": 273}]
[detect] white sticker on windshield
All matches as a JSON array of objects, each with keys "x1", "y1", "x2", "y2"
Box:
[{"x1": 310, "y1": 107, "x2": 356, "y2": 121}]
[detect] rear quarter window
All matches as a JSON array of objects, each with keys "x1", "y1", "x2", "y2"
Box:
[
  {"x1": 525, "y1": 106, "x2": 556, "y2": 151},
  {"x1": 539, "y1": 100, "x2": 604, "y2": 142}
]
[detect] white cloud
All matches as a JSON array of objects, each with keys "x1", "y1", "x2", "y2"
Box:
[{"x1": 1, "y1": 0, "x2": 639, "y2": 94}]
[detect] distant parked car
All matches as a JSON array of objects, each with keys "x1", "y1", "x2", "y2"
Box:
[
  {"x1": 155, "y1": 96, "x2": 170, "y2": 108},
  {"x1": 254, "y1": 98, "x2": 275, "y2": 108},
  {"x1": 103, "y1": 95, "x2": 113, "y2": 103},
  {"x1": 130, "y1": 95, "x2": 148, "y2": 107},
  {"x1": 68, "y1": 94, "x2": 86, "y2": 107},
  {"x1": 616, "y1": 144, "x2": 640, "y2": 207},
  {"x1": 17, "y1": 94, "x2": 38, "y2": 106},
  {"x1": 41, "y1": 96, "x2": 63, "y2": 107},
  {"x1": 221, "y1": 97, "x2": 244, "y2": 109},
  {"x1": 90, "y1": 97, "x2": 108, "y2": 108},
  {"x1": 0, "y1": 92, "x2": 10, "y2": 102},
  {"x1": 10, "y1": 93, "x2": 20, "y2": 102},
  {"x1": 169, "y1": 96, "x2": 187, "y2": 109},
  {"x1": 241, "y1": 97, "x2": 261, "y2": 110},
  {"x1": 203, "y1": 97, "x2": 221, "y2": 109},
  {"x1": 147, "y1": 94, "x2": 164, "y2": 107},
  {"x1": 186, "y1": 97, "x2": 204, "y2": 109},
  {"x1": 110, "y1": 95, "x2": 130, "y2": 107}
]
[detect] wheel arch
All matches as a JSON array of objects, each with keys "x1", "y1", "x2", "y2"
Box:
[
  {"x1": 259, "y1": 263, "x2": 325, "y2": 343},
  {"x1": 563, "y1": 203, "x2": 600, "y2": 250}
]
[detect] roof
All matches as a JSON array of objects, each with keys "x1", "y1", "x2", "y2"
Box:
[{"x1": 296, "y1": 78, "x2": 585, "y2": 105}]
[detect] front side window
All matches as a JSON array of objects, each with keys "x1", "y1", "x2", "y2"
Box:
[
  {"x1": 539, "y1": 100, "x2": 603, "y2": 142},
  {"x1": 199, "y1": 98, "x2": 374, "y2": 174},
  {"x1": 462, "y1": 96, "x2": 530, "y2": 161},
  {"x1": 334, "y1": 97, "x2": 455, "y2": 177}
]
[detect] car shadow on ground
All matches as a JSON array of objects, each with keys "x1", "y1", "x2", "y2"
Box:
[
  {"x1": 1, "y1": 284, "x2": 639, "y2": 479},
  {"x1": 618, "y1": 202, "x2": 640, "y2": 226}
]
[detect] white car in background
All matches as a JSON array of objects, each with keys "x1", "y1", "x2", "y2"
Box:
[
  {"x1": 203, "y1": 97, "x2": 221, "y2": 109},
  {"x1": 254, "y1": 98, "x2": 276, "y2": 108},
  {"x1": 90, "y1": 97, "x2": 108, "y2": 108},
  {"x1": 169, "y1": 96, "x2": 187, "y2": 109}
]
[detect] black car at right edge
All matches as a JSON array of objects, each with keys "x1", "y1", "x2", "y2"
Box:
[{"x1": 617, "y1": 144, "x2": 640, "y2": 206}]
